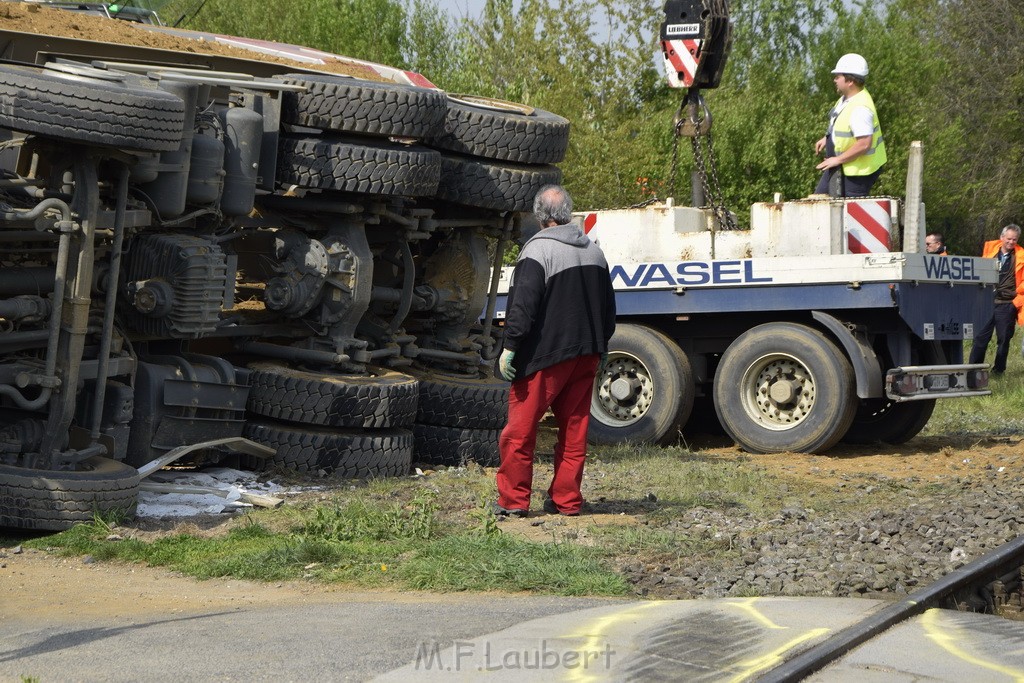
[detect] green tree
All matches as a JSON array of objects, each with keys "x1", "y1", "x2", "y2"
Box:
[
  {"x1": 928, "y1": 0, "x2": 1024, "y2": 250},
  {"x1": 157, "y1": 0, "x2": 409, "y2": 67},
  {"x1": 447, "y1": 0, "x2": 671, "y2": 209}
]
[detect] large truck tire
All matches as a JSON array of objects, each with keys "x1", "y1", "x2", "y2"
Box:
[
  {"x1": 841, "y1": 398, "x2": 936, "y2": 445},
  {"x1": 245, "y1": 421, "x2": 412, "y2": 477},
  {"x1": 408, "y1": 368, "x2": 509, "y2": 429},
  {"x1": 247, "y1": 361, "x2": 418, "y2": 428},
  {"x1": 278, "y1": 136, "x2": 441, "y2": 196},
  {"x1": 0, "y1": 64, "x2": 185, "y2": 152},
  {"x1": 589, "y1": 324, "x2": 695, "y2": 446},
  {"x1": 435, "y1": 154, "x2": 561, "y2": 212},
  {"x1": 277, "y1": 74, "x2": 447, "y2": 139},
  {"x1": 714, "y1": 322, "x2": 857, "y2": 454},
  {"x1": 0, "y1": 457, "x2": 140, "y2": 531},
  {"x1": 843, "y1": 340, "x2": 941, "y2": 445},
  {"x1": 413, "y1": 424, "x2": 500, "y2": 468},
  {"x1": 430, "y1": 96, "x2": 570, "y2": 164}
]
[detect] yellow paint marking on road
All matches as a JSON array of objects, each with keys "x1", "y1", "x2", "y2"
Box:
[
  {"x1": 726, "y1": 597, "x2": 787, "y2": 630},
  {"x1": 561, "y1": 602, "x2": 663, "y2": 683},
  {"x1": 922, "y1": 608, "x2": 1024, "y2": 682},
  {"x1": 727, "y1": 627, "x2": 830, "y2": 683}
]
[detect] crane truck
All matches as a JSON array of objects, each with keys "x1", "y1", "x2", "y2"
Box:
[
  {"x1": 0, "y1": 0, "x2": 993, "y2": 532},
  {"x1": 497, "y1": 0, "x2": 993, "y2": 454}
]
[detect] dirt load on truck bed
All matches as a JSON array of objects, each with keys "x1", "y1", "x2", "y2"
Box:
[{"x1": 0, "y1": 2, "x2": 384, "y2": 79}]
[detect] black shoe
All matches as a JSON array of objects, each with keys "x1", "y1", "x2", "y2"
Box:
[
  {"x1": 490, "y1": 502, "x2": 527, "y2": 518},
  {"x1": 543, "y1": 498, "x2": 580, "y2": 516}
]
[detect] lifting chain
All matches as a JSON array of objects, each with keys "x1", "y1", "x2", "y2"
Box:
[{"x1": 670, "y1": 90, "x2": 738, "y2": 231}]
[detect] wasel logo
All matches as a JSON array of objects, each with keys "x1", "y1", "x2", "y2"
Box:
[
  {"x1": 922, "y1": 256, "x2": 981, "y2": 281},
  {"x1": 611, "y1": 261, "x2": 772, "y2": 288}
]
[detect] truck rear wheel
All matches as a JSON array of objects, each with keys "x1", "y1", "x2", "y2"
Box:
[
  {"x1": 841, "y1": 398, "x2": 936, "y2": 445},
  {"x1": 589, "y1": 324, "x2": 694, "y2": 446},
  {"x1": 277, "y1": 74, "x2": 447, "y2": 139},
  {"x1": 412, "y1": 424, "x2": 500, "y2": 468},
  {"x1": 0, "y1": 457, "x2": 140, "y2": 531},
  {"x1": 247, "y1": 361, "x2": 419, "y2": 429},
  {"x1": 435, "y1": 154, "x2": 562, "y2": 212},
  {"x1": 429, "y1": 95, "x2": 570, "y2": 164},
  {"x1": 843, "y1": 341, "x2": 941, "y2": 445},
  {"x1": 0, "y1": 64, "x2": 185, "y2": 152},
  {"x1": 714, "y1": 323, "x2": 856, "y2": 454},
  {"x1": 244, "y1": 421, "x2": 412, "y2": 477},
  {"x1": 278, "y1": 136, "x2": 441, "y2": 196},
  {"x1": 408, "y1": 368, "x2": 509, "y2": 429}
]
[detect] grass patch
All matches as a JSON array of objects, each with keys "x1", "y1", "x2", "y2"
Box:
[
  {"x1": 25, "y1": 488, "x2": 629, "y2": 595},
  {"x1": 584, "y1": 443, "x2": 790, "y2": 519},
  {"x1": 19, "y1": 441, "x2": 860, "y2": 596},
  {"x1": 395, "y1": 533, "x2": 629, "y2": 595},
  {"x1": 927, "y1": 340, "x2": 1024, "y2": 434},
  {"x1": 591, "y1": 525, "x2": 733, "y2": 563}
]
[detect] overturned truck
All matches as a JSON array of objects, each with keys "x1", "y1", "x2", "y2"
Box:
[{"x1": 0, "y1": 18, "x2": 567, "y2": 529}]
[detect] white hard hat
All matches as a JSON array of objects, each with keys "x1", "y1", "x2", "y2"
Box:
[{"x1": 831, "y1": 53, "x2": 869, "y2": 77}]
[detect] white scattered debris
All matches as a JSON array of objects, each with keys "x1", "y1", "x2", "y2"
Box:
[{"x1": 136, "y1": 467, "x2": 290, "y2": 518}]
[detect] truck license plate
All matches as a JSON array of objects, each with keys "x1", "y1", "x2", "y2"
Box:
[{"x1": 927, "y1": 374, "x2": 950, "y2": 390}]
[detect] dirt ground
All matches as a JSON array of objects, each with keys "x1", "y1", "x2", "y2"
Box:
[
  {"x1": 496, "y1": 429, "x2": 1023, "y2": 543},
  {"x1": 4, "y1": 430, "x2": 1018, "y2": 622}
]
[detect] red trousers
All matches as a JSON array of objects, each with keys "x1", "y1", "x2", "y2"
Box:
[{"x1": 497, "y1": 354, "x2": 600, "y2": 514}]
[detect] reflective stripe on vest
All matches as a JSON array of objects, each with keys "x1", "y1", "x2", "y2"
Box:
[{"x1": 831, "y1": 89, "x2": 887, "y2": 176}]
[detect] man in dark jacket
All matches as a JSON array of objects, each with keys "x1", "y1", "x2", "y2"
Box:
[{"x1": 494, "y1": 185, "x2": 616, "y2": 517}]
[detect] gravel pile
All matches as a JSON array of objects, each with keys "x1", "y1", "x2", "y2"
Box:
[{"x1": 620, "y1": 476, "x2": 1024, "y2": 601}]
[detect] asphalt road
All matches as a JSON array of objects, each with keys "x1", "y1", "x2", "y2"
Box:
[
  {"x1": 8, "y1": 591, "x2": 1024, "y2": 682},
  {"x1": 1, "y1": 592, "x2": 621, "y2": 682}
]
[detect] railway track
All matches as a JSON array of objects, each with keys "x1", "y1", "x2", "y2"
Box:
[{"x1": 758, "y1": 533, "x2": 1024, "y2": 681}]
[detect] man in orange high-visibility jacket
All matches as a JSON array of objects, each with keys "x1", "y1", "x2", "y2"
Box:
[{"x1": 969, "y1": 224, "x2": 1024, "y2": 374}]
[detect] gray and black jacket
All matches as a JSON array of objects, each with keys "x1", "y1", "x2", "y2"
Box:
[{"x1": 500, "y1": 221, "x2": 616, "y2": 381}]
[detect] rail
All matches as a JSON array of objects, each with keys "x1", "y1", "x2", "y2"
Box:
[{"x1": 757, "y1": 534, "x2": 1024, "y2": 682}]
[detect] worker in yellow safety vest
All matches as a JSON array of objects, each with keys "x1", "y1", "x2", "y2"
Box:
[{"x1": 813, "y1": 53, "x2": 887, "y2": 198}]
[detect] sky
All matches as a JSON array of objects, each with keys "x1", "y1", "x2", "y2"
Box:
[{"x1": 434, "y1": 0, "x2": 487, "y2": 20}]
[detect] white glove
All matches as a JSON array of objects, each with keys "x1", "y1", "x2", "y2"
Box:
[{"x1": 499, "y1": 349, "x2": 516, "y2": 381}]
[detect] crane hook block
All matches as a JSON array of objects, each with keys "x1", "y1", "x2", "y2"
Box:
[
  {"x1": 674, "y1": 91, "x2": 712, "y2": 137},
  {"x1": 660, "y1": 0, "x2": 733, "y2": 90}
]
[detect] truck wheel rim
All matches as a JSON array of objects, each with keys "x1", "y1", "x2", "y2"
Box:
[
  {"x1": 740, "y1": 353, "x2": 815, "y2": 431},
  {"x1": 592, "y1": 352, "x2": 652, "y2": 427}
]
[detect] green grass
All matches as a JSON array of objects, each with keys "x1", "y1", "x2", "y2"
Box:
[
  {"x1": 583, "y1": 443, "x2": 804, "y2": 520},
  {"x1": 24, "y1": 485, "x2": 630, "y2": 595},
  {"x1": 395, "y1": 533, "x2": 628, "y2": 595},
  {"x1": 19, "y1": 446, "x2": 795, "y2": 595},
  {"x1": 927, "y1": 339, "x2": 1024, "y2": 434}
]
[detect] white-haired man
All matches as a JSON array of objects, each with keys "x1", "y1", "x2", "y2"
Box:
[
  {"x1": 970, "y1": 224, "x2": 1024, "y2": 374},
  {"x1": 494, "y1": 185, "x2": 616, "y2": 517}
]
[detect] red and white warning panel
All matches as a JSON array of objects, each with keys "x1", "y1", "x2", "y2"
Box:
[
  {"x1": 662, "y1": 39, "x2": 703, "y2": 88},
  {"x1": 844, "y1": 199, "x2": 893, "y2": 254}
]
